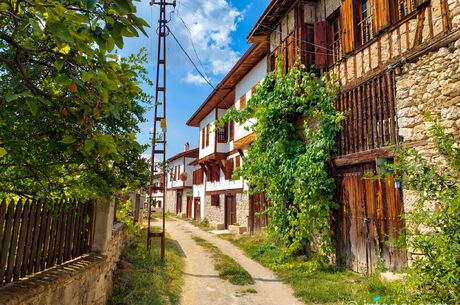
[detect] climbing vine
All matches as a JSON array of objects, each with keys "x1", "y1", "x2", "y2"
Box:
[{"x1": 219, "y1": 63, "x2": 344, "y2": 256}]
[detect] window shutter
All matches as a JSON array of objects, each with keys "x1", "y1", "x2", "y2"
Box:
[
  {"x1": 211, "y1": 194, "x2": 220, "y2": 207},
  {"x1": 201, "y1": 128, "x2": 205, "y2": 149},
  {"x1": 240, "y1": 95, "x2": 246, "y2": 109},
  {"x1": 225, "y1": 159, "x2": 234, "y2": 180},
  {"x1": 206, "y1": 125, "x2": 210, "y2": 147},
  {"x1": 314, "y1": 21, "x2": 328, "y2": 69},
  {"x1": 230, "y1": 120, "x2": 234, "y2": 141},
  {"x1": 341, "y1": 0, "x2": 355, "y2": 54},
  {"x1": 373, "y1": 0, "x2": 390, "y2": 33},
  {"x1": 287, "y1": 33, "x2": 296, "y2": 70},
  {"x1": 235, "y1": 156, "x2": 241, "y2": 168}
]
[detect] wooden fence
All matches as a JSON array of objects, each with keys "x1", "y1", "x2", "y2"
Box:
[{"x1": 0, "y1": 199, "x2": 95, "y2": 287}]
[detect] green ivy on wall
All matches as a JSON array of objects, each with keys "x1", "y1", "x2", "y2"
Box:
[{"x1": 219, "y1": 62, "x2": 345, "y2": 256}]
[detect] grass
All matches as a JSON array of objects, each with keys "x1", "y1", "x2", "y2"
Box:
[
  {"x1": 186, "y1": 218, "x2": 213, "y2": 231},
  {"x1": 108, "y1": 227, "x2": 184, "y2": 305},
  {"x1": 218, "y1": 233, "x2": 402, "y2": 305},
  {"x1": 192, "y1": 236, "x2": 255, "y2": 285}
]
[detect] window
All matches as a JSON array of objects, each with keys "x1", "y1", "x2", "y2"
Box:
[
  {"x1": 393, "y1": 0, "x2": 416, "y2": 20},
  {"x1": 211, "y1": 194, "x2": 220, "y2": 207},
  {"x1": 225, "y1": 158, "x2": 234, "y2": 180},
  {"x1": 193, "y1": 169, "x2": 204, "y2": 185},
  {"x1": 217, "y1": 123, "x2": 228, "y2": 143},
  {"x1": 239, "y1": 94, "x2": 246, "y2": 110},
  {"x1": 205, "y1": 124, "x2": 210, "y2": 147},
  {"x1": 358, "y1": 0, "x2": 373, "y2": 45},
  {"x1": 269, "y1": 31, "x2": 301, "y2": 72},
  {"x1": 201, "y1": 128, "x2": 205, "y2": 149},
  {"x1": 328, "y1": 14, "x2": 342, "y2": 65},
  {"x1": 209, "y1": 164, "x2": 220, "y2": 182},
  {"x1": 230, "y1": 120, "x2": 234, "y2": 141}
]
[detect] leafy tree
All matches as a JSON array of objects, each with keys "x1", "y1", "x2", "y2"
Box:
[
  {"x1": 388, "y1": 117, "x2": 460, "y2": 304},
  {"x1": 219, "y1": 63, "x2": 344, "y2": 255},
  {"x1": 0, "y1": 0, "x2": 152, "y2": 199}
]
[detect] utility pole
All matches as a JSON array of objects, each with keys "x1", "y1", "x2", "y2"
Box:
[{"x1": 147, "y1": 0, "x2": 176, "y2": 260}]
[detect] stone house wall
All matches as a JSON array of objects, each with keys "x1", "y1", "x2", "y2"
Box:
[
  {"x1": 0, "y1": 223, "x2": 128, "y2": 305},
  {"x1": 204, "y1": 193, "x2": 250, "y2": 229},
  {"x1": 165, "y1": 189, "x2": 176, "y2": 213}
]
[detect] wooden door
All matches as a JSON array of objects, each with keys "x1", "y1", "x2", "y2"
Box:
[
  {"x1": 334, "y1": 162, "x2": 405, "y2": 273},
  {"x1": 186, "y1": 196, "x2": 192, "y2": 218},
  {"x1": 224, "y1": 195, "x2": 237, "y2": 229},
  {"x1": 249, "y1": 192, "x2": 269, "y2": 234},
  {"x1": 176, "y1": 191, "x2": 182, "y2": 214},
  {"x1": 194, "y1": 198, "x2": 201, "y2": 221}
]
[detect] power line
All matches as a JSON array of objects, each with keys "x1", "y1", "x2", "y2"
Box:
[{"x1": 175, "y1": 10, "x2": 212, "y2": 83}]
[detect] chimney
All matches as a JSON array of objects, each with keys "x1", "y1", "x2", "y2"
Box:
[{"x1": 184, "y1": 142, "x2": 190, "y2": 152}]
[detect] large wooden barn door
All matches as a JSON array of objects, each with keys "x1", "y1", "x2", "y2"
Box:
[
  {"x1": 335, "y1": 162, "x2": 405, "y2": 273},
  {"x1": 249, "y1": 192, "x2": 269, "y2": 234}
]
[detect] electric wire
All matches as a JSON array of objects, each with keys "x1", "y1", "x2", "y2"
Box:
[{"x1": 169, "y1": 28, "x2": 229, "y2": 103}]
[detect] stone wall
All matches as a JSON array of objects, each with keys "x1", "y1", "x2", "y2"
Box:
[
  {"x1": 396, "y1": 39, "x2": 460, "y2": 162},
  {"x1": 204, "y1": 193, "x2": 250, "y2": 228},
  {"x1": 0, "y1": 223, "x2": 129, "y2": 305},
  {"x1": 165, "y1": 189, "x2": 176, "y2": 213}
]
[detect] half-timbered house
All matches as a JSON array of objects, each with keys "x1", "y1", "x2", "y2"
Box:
[
  {"x1": 187, "y1": 43, "x2": 269, "y2": 232},
  {"x1": 247, "y1": 0, "x2": 460, "y2": 272},
  {"x1": 164, "y1": 144, "x2": 198, "y2": 217}
]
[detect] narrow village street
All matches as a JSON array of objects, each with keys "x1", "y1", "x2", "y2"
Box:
[{"x1": 160, "y1": 219, "x2": 301, "y2": 305}]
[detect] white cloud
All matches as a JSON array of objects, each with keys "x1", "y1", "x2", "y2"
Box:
[
  {"x1": 172, "y1": 0, "x2": 243, "y2": 82},
  {"x1": 183, "y1": 72, "x2": 208, "y2": 85}
]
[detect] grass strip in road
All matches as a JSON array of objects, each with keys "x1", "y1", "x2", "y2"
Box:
[
  {"x1": 192, "y1": 236, "x2": 255, "y2": 285},
  {"x1": 219, "y1": 233, "x2": 401, "y2": 305},
  {"x1": 109, "y1": 227, "x2": 184, "y2": 305}
]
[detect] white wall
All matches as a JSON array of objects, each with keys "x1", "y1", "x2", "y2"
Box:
[
  {"x1": 234, "y1": 57, "x2": 267, "y2": 142},
  {"x1": 199, "y1": 109, "x2": 217, "y2": 159},
  {"x1": 166, "y1": 158, "x2": 184, "y2": 189}
]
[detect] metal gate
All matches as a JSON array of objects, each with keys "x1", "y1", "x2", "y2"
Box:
[{"x1": 334, "y1": 162, "x2": 406, "y2": 273}]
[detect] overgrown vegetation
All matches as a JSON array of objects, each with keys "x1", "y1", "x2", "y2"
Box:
[
  {"x1": 192, "y1": 236, "x2": 254, "y2": 286},
  {"x1": 386, "y1": 117, "x2": 460, "y2": 304},
  {"x1": 109, "y1": 228, "x2": 184, "y2": 305},
  {"x1": 0, "y1": 0, "x2": 151, "y2": 200},
  {"x1": 219, "y1": 233, "x2": 400, "y2": 304},
  {"x1": 219, "y1": 63, "x2": 344, "y2": 256}
]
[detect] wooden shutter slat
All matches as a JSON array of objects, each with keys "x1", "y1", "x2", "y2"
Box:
[
  {"x1": 314, "y1": 21, "x2": 328, "y2": 69},
  {"x1": 373, "y1": 0, "x2": 390, "y2": 33},
  {"x1": 341, "y1": 0, "x2": 355, "y2": 53}
]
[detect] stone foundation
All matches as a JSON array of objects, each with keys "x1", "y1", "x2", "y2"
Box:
[
  {"x1": 165, "y1": 190, "x2": 176, "y2": 214},
  {"x1": 0, "y1": 223, "x2": 128, "y2": 305}
]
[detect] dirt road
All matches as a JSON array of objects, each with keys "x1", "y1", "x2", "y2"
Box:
[{"x1": 164, "y1": 219, "x2": 301, "y2": 305}]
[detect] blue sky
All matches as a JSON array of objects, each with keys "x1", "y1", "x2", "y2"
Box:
[{"x1": 117, "y1": 0, "x2": 270, "y2": 158}]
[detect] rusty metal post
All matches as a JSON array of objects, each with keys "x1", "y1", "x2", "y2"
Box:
[{"x1": 147, "y1": 0, "x2": 176, "y2": 261}]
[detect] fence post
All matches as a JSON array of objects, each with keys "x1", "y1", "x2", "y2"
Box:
[{"x1": 92, "y1": 198, "x2": 115, "y2": 254}]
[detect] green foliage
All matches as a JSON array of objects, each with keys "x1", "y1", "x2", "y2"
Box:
[
  {"x1": 0, "y1": 0, "x2": 151, "y2": 200},
  {"x1": 116, "y1": 198, "x2": 141, "y2": 236},
  {"x1": 387, "y1": 117, "x2": 460, "y2": 304},
  {"x1": 219, "y1": 64, "x2": 344, "y2": 255},
  {"x1": 192, "y1": 236, "x2": 255, "y2": 285},
  {"x1": 219, "y1": 233, "x2": 401, "y2": 304},
  {"x1": 109, "y1": 229, "x2": 184, "y2": 305}
]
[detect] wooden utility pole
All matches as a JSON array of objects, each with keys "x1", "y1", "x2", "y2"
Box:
[{"x1": 147, "y1": 0, "x2": 176, "y2": 260}]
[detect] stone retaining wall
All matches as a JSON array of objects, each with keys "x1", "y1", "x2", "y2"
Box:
[{"x1": 0, "y1": 223, "x2": 128, "y2": 305}]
